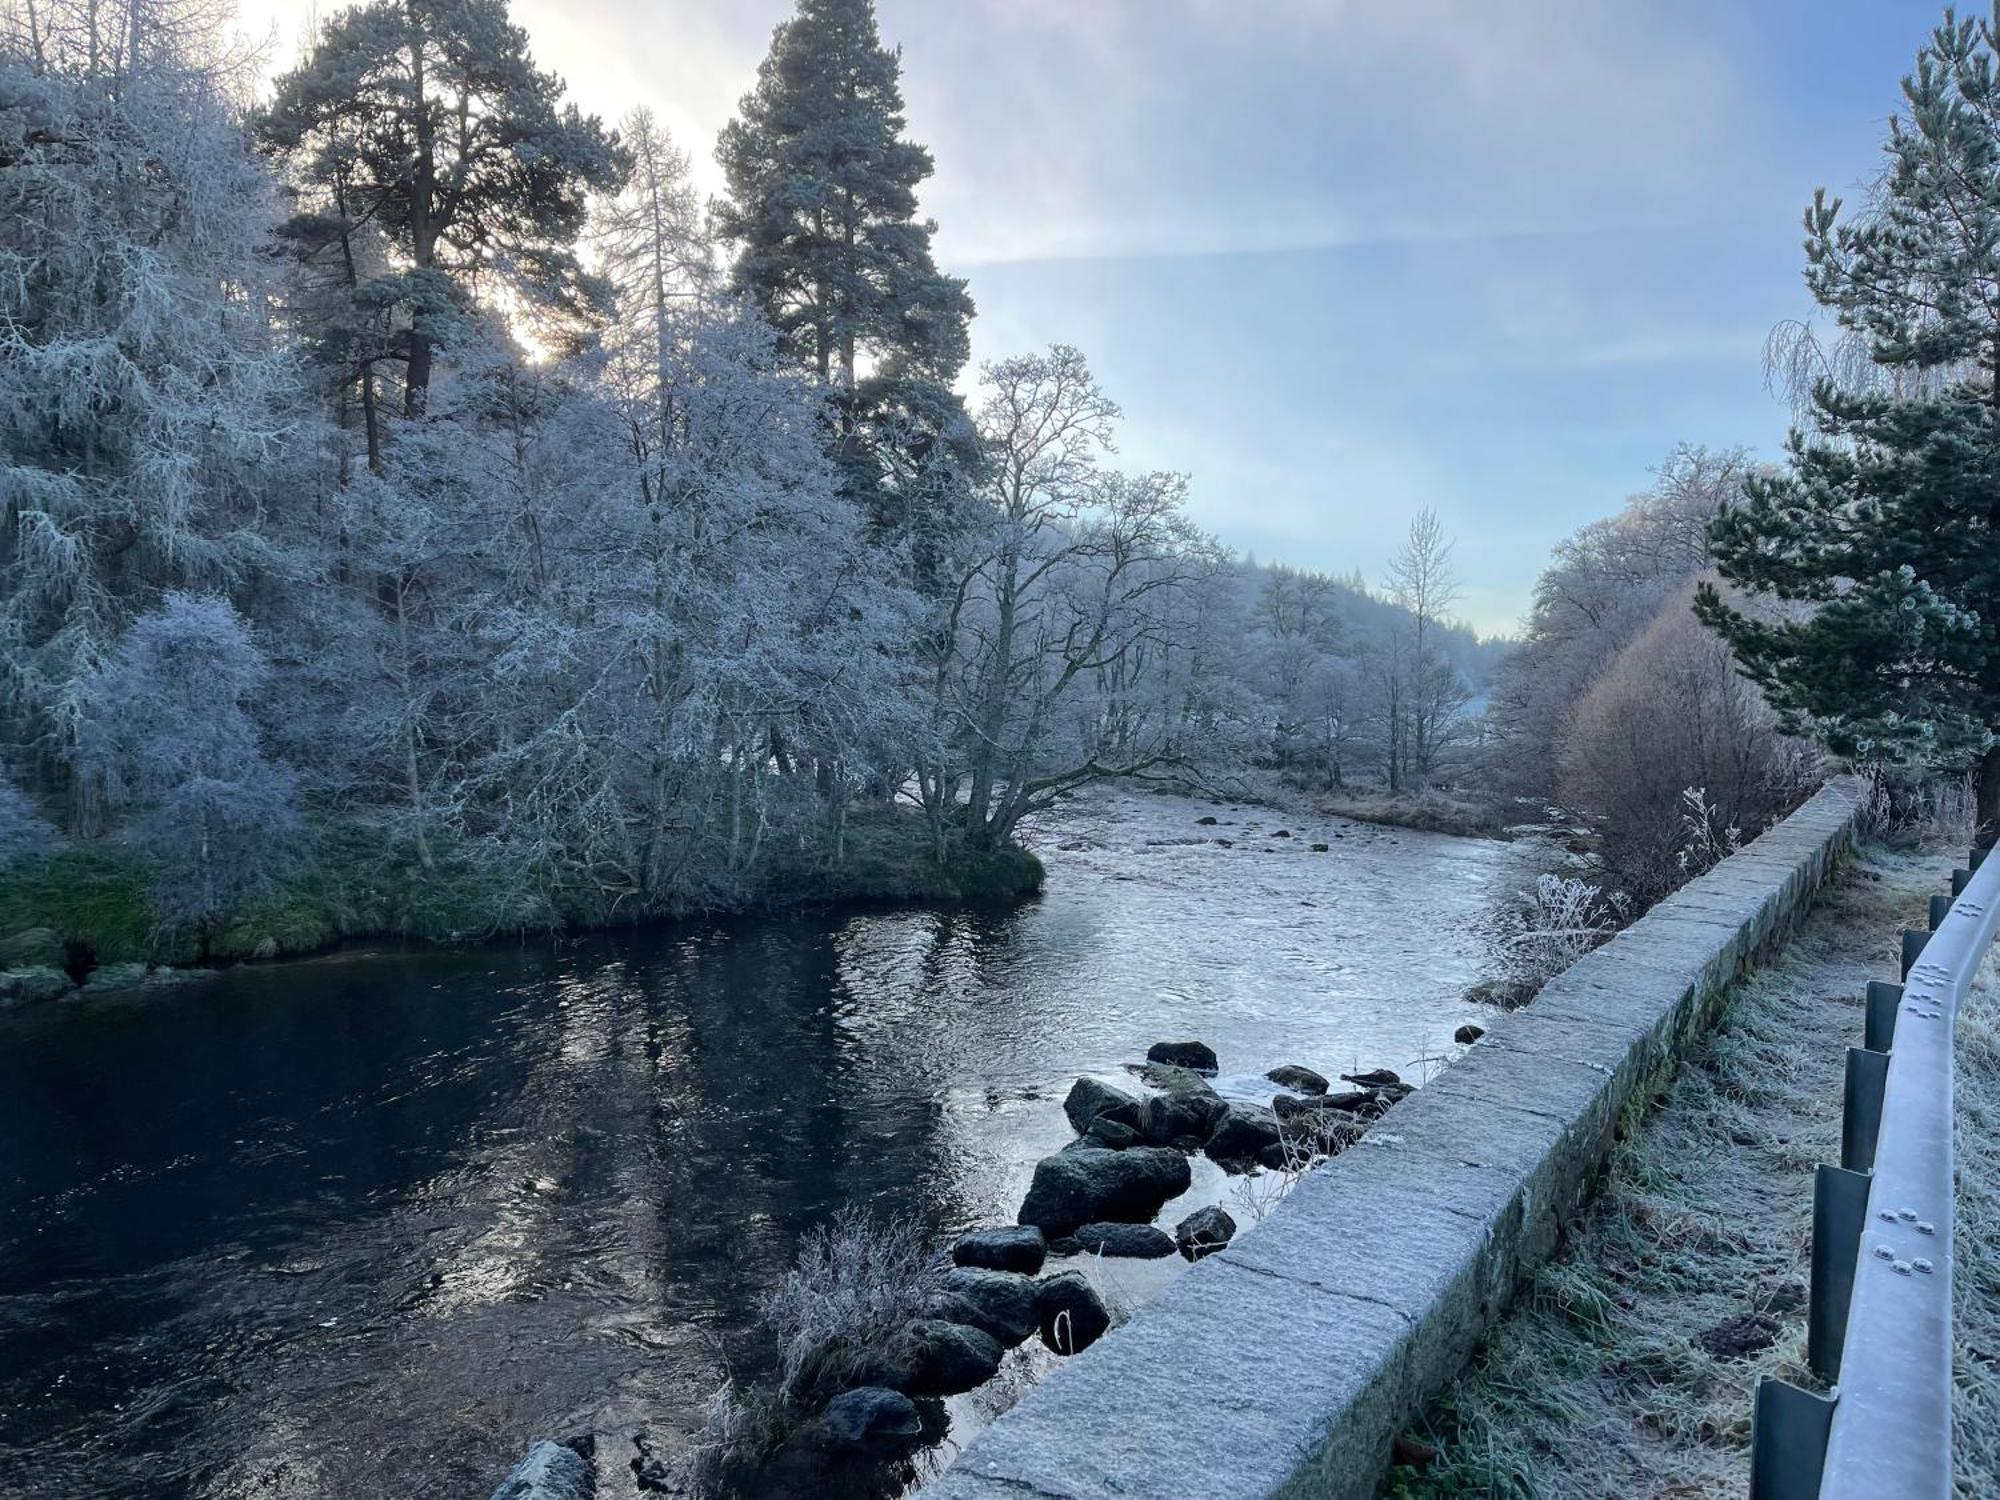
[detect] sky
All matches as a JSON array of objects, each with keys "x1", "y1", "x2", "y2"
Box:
[{"x1": 234, "y1": 0, "x2": 1957, "y2": 635}]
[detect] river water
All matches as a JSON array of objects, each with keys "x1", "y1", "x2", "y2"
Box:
[{"x1": 0, "y1": 789, "x2": 1522, "y2": 1499}]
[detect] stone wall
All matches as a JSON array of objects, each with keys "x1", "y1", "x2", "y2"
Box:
[{"x1": 919, "y1": 778, "x2": 1865, "y2": 1500}]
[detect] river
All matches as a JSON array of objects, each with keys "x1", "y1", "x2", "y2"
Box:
[{"x1": 0, "y1": 788, "x2": 1523, "y2": 1498}]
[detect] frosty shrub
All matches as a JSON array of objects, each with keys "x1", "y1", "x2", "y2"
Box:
[
  {"x1": 0, "y1": 779, "x2": 55, "y2": 872},
  {"x1": 1560, "y1": 581, "x2": 1814, "y2": 901},
  {"x1": 74, "y1": 594, "x2": 302, "y2": 930},
  {"x1": 761, "y1": 1208, "x2": 943, "y2": 1407},
  {"x1": 1497, "y1": 873, "x2": 1630, "y2": 998}
]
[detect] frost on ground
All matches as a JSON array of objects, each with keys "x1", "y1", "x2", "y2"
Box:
[
  {"x1": 1384, "y1": 846, "x2": 1996, "y2": 1500},
  {"x1": 1956, "y1": 937, "x2": 2000, "y2": 1496}
]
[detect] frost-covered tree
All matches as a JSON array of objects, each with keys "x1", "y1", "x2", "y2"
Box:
[
  {"x1": 0, "y1": 775, "x2": 53, "y2": 871},
  {"x1": 1385, "y1": 509, "x2": 1467, "y2": 787},
  {"x1": 260, "y1": 0, "x2": 628, "y2": 416},
  {"x1": 716, "y1": 0, "x2": 978, "y2": 541},
  {"x1": 0, "y1": 0, "x2": 314, "y2": 822},
  {"x1": 1698, "y1": 10, "x2": 2000, "y2": 833},
  {"x1": 1491, "y1": 446, "x2": 1749, "y2": 803},
  {"x1": 74, "y1": 594, "x2": 301, "y2": 930},
  {"x1": 920, "y1": 346, "x2": 1215, "y2": 852}
]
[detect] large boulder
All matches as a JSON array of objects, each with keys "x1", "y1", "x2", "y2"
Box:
[
  {"x1": 1145, "y1": 1040, "x2": 1219, "y2": 1074},
  {"x1": 1266, "y1": 1064, "x2": 1329, "y2": 1095},
  {"x1": 900, "y1": 1319, "x2": 1003, "y2": 1397},
  {"x1": 952, "y1": 1225, "x2": 1046, "y2": 1276},
  {"x1": 1205, "y1": 1103, "x2": 1281, "y2": 1166},
  {"x1": 0, "y1": 928, "x2": 65, "y2": 970},
  {"x1": 488, "y1": 1440, "x2": 591, "y2": 1500},
  {"x1": 0, "y1": 967, "x2": 71, "y2": 1007},
  {"x1": 820, "y1": 1387, "x2": 923, "y2": 1451},
  {"x1": 1174, "y1": 1205, "x2": 1237, "y2": 1261},
  {"x1": 1063, "y1": 1076, "x2": 1143, "y2": 1134},
  {"x1": 1017, "y1": 1146, "x2": 1191, "y2": 1236},
  {"x1": 1036, "y1": 1271, "x2": 1112, "y2": 1355},
  {"x1": 1137, "y1": 1066, "x2": 1228, "y2": 1144},
  {"x1": 1071, "y1": 1222, "x2": 1176, "y2": 1259},
  {"x1": 930, "y1": 1268, "x2": 1039, "y2": 1346}
]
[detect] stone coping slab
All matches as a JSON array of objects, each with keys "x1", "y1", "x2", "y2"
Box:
[{"x1": 918, "y1": 778, "x2": 1864, "y2": 1500}]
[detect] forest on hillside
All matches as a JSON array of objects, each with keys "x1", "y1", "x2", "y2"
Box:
[{"x1": 0, "y1": 0, "x2": 1505, "y2": 964}]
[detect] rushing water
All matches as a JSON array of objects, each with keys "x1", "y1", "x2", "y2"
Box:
[{"x1": 0, "y1": 789, "x2": 1522, "y2": 1499}]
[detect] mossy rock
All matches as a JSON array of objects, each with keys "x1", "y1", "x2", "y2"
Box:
[
  {"x1": 210, "y1": 902, "x2": 335, "y2": 962},
  {"x1": 83, "y1": 961, "x2": 152, "y2": 991},
  {"x1": 0, "y1": 966, "x2": 73, "y2": 1006},
  {"x1": 0, "y1": 927, "x2": 66, "y2": 969},
  {"x1": 950, "y1": 846, "x2": 1046, "y2": 904}
]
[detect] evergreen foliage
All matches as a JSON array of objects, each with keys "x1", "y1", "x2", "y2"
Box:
[
  {"x1": 259, "y1": 0, "x2": 628, "y2": 415},
  {"x1": 1697, "y1": 9, "x2": 2000, "y2": 828},
  {"x1": 715, "y1": 0, "x2": 978, "y2": 543}
]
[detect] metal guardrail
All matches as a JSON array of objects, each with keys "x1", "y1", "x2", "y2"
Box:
[{"x1": 1749, "y1": 843, "x2": 1995, "y2": 1500}]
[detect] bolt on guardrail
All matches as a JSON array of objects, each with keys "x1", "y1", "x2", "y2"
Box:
[{"x1": 1749, "y1": 843, "x2": 1993, "y2": 1500}]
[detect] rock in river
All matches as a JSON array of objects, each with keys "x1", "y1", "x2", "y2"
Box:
[
  {"x1": 0, "y1": 967, "x2": 72, "y2": 1007},
  {"x1": 1085, "y1": 1116, "x2": 1141, "y2": 1149},
  {"x1": 1063, "y1": 1076, "x2": 1143, "y2": 1134},
  {"x1": 1070, "y1": 1222, "x2": 1176, "y2": 1258},
  {"x1": 1266, "y1": 1064, "x2": 1329, "y2": 1095},
  {"x1": 1205, "y1": 1102, "x2": 1282, "y2": 1166},
  {"x1": 1341, "y1": 1068, "x2": 1402, "y2": 1089},
  {"x1": 1036, "y1": 1271, "x2": 1112, "y2": 1355},
  {"x1": 820, "y1": 1387, "x2": 923, "y2": 1451},
  {"x1": 1274, "y1": 1089, "x2": 1380, "y2": 1122},
  {"x1": 1174, "y1": 1205, "x2": 1237, "y2": 1261},
  {"x1": 1145, "y1": 1039, "x2": 1219, "y2": 1074},
  {"x1": 1454, "y1": 1024, "x2": 1485, "y2": 1044},
  {"x1": 1136, "y1": 1065, "x2": 1228, "y2": 1144},
  {"x1": 899, "y1": 1319, "x2": 1004, "y2": 1396},
  {"x1": 931, "y1": 1267, "x2": 1040, "y2": 1345},
  {"x1": 952, "y1": 1224, "x2": 1046, "y2": 1276},
  {"x1": 489, "y1": 1440, "x2": 591, "y2": 1500},
  {"x1": 1017, "y1": 1146, "x2": 1191, "y2": 1236}
]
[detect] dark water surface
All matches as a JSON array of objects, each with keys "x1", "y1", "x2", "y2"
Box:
[{"x1": 0, "y1": 790, "x2": 1520, "y2": 1498}]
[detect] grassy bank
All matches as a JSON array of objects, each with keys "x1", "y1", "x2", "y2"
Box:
[
  {"x1": 0, "y1": 807, "x2": 1044, "y2": 986},
  {"x1": 1380, "y1": 846, "x2": 1981, "y2": 1499}
]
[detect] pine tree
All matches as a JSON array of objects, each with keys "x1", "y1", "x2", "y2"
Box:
[
  {"x1": 715, "y1": 0, "x2": 978, "y2": 543},
  {"x1": 259, "y1": 0, "x2": 628, "y2": 417},
  {"x1": 1697, "y1": 8, "x2": 2000, "y2": 833}
]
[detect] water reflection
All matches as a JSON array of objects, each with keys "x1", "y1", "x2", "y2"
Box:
[{"x1": 0, "y1": 789, "x2": 1520, "y2": 1498}]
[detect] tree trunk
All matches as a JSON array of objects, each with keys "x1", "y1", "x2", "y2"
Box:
[{"x1": 1977, "y1": 746, "x2": 2000, "y2": 850}]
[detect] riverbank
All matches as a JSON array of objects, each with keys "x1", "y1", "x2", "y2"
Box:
[
  {"x1": 0, "y1": 806, "x2": 1045, "y2": 1005},
  {"x1": 1379, "y1": 844, "x2": 1963, "y2": 1499}
]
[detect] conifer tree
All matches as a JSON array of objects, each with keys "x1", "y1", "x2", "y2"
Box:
[
  {"x1": 715, "y1": 0, "x2": 978, "y2": 543},
  {"x1": 1697, "y1": 7, "x2": 2000, "y2": 833},
  {"x1": 259, "y1": 0, "x2": 628, "y2": 417}
]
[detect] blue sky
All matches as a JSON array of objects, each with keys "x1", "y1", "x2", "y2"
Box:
[{"x1": 239, "y1": 0, "x2": 1957, "y2": 633}]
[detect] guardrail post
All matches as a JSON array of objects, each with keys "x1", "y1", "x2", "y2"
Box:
[
  {"x1": 1899, "y1": 928, "x2": 1928, "y2": 978},
  {"x1": 1749, "y1": 1376, "x2": 1835, "y2": 1500},
  {"x1": 1952, "y1": 867, "x2": 1973, "y2": 897},
  {"x1": 1808, "y1": 1162, "x2": 1870, "y2": 1381},
  {"x1": 1840, "y1": 1047, "x2": 1890, "y2": 1173},
  {"x1": 1927, "y1": 893, "x2": 1952, "y2": 930},
  {"x1": 1863, "y1": 980, "x2": 1902, "y2": 1053}
]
